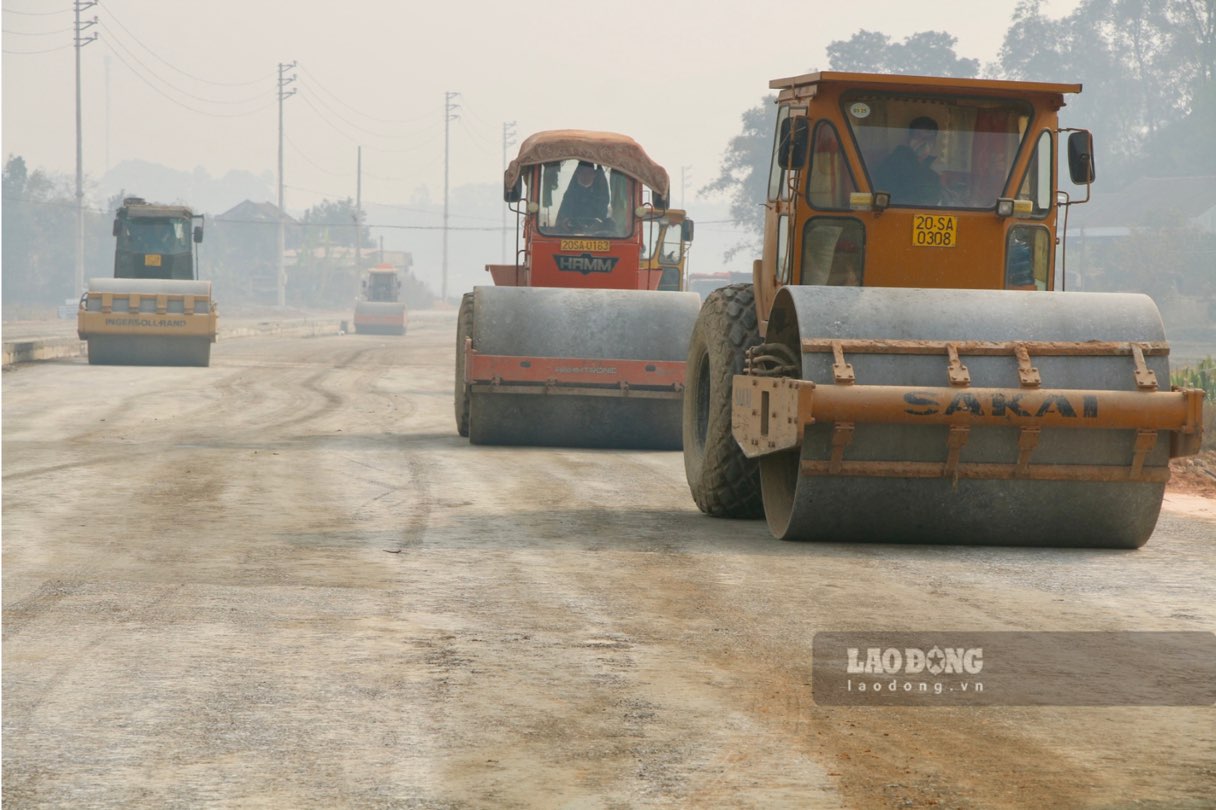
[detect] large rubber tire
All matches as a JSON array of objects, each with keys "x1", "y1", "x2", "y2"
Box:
[
  {"x1": 453, "y1": 292, "x2": 474, "y2": 437},
  {"x1": 682, "y1": 283, "x2": 764, "y2": 518}
]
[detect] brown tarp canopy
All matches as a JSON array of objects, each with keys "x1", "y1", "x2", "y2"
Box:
[{"x1": 504, "y1": 130, "x2": 670, "y2": 198}]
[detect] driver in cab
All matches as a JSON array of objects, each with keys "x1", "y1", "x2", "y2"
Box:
[
  {"x1": 873, "y1": 116, "x2": 942, "y2": 206},
  {"x1": 557, "y1": 160, "x2": 609, "y2": 233}
]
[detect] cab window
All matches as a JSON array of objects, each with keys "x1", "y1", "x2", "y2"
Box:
[
  {"x1": 801, "y1": 217, "x2": 865, "y2": 286},
  {"x1": 1016, "y1": 131, "x2": 1054, "y2": 216},
  {"x1": 843, "y1": 92, "x2": 1033, "y2": 209},
  {"x1": 1005, "y1": 225, "x2": 1051, "y2": 290},
  {"x1": 768, "y1": 106, "x2": 793, "y2": 201},
  {"x1": 123, "y1": 219, "x2": 190, "y2": 254},
  {"x1": 807, "y1": 121, "x2": 858, "y2": 210},
  {"x1": 536, "y1": 159, "x2": 635, "y2": 238}
]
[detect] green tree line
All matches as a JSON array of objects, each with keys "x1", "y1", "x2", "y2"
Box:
[
  {"x1": 2, "y1": 157, "x2": 428, "y2": 312},
  {"x1": 706, "y1": 0, "x2": 1215, "y2": 258}
]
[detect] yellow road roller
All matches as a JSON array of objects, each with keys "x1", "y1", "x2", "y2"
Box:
[
  {"x1": 683, "y1": 73, "x2": 1204, "y2": 548},
  {"x1": 78, "y1": 197, "x2": 216, "y2": 366}
]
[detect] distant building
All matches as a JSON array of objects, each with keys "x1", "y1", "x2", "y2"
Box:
[{"x1": 211, "y1": 201, "x2": 297, "y2": 304}]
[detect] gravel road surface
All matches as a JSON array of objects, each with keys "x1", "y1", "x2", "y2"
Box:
[{"x1": 4, "y1": 310, "x2": 1213, "y2": 808}]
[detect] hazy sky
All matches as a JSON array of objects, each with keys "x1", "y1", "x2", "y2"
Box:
[{"x1": 2, "y1": 0, "x2": 1082, "y2": 214}]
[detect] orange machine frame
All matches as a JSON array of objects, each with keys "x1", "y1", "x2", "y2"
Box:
[
  {"x1": 755, "y1": 72, "x2": 1081, "y2": 333},
  {"x1": 470, "y1": 131, "x2": 687, "y2": 397}
]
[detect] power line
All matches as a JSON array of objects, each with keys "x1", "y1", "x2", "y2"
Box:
[
  {"x1": 284, "y1": 83, "x2": 444, "y2": 153},
  {"x1": 297, "y1": 64, "x2": 442, "y2": 127},
  {"x1": 2, "y1": 26, "x2": 73, "y2": 35},
  {"x1": 457, "y1": 117, "x2": 493, "y2": 156},
  {"x1": 3, "y1": 7, "x2": 70, "y2": 16},
  {"x1": 212, "y1": 214, "x2": 508, "y2": 232},
  {"x1": 3, "y1": 43, "x2": 71, "y2": 54},
  {"x1": 100, "y1": 22, "x2": 272, "y2": 106},
  {"x1": 285, "y1": 134, "x2": 350, "y2": 178},
  {"x1": 101, "y1": 40, "x2": 275, "y2": 117},
  {"x1": 297, "y1": 86, "x2": 436, "y2": 141},
  {"x1": 102, "y1": 4, "x2": 273, "y2": 88}
]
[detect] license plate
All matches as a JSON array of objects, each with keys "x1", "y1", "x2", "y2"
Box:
[
  {"x1": 559, "y1": 239, "x2": 610, "y2": 252},
  {"x1": 144, "y1": 254, "x2": 163, "y2": 267},
  {"x1": 912, "y1": 215, "x2": 957, "y2": 248}
]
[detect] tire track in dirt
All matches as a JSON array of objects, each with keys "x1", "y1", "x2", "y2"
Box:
[{"x1": 581, "y1": 546, "x2": 1098, "y2": 810}]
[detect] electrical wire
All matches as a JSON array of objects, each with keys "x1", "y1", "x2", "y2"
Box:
[
  {"x1": 457, "y1": 118, "x2": 494, "y2": 156},
  {"x1": 101, "y1": 21, "x2": 272, "y2": 106},
  {"x1": 2, "y1": 7, "x2": 70, "y2": 16},
  {"x1": 2, "y1": 26, "x2": 73, "y2": 35},
  {"x1": 297, "y1": 64, "x2": 441, "y2": 127},
  {"x1": 103, "y1": 4, "x2": 274, "y2": 88},
  {"x1": 285, "y1": 134, "x2": 352, "y2": 179},
  {"x1": 3, "y1": 43, "x2": 71, "y2": 54},
  {"x1": 102, "y1": 39, "x2": 275, "y2": 118},
  {"x1": 297, "y1": 86, "x2": 439, "y2": 142}
]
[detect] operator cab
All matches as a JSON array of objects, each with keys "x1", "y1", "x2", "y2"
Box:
[
  {"x1": 117, "y1": 218, "x2": 193, "y2": 256},
  {"x1": 844, "y1": 92, "x2": 1048, "y2": 212},
  {"x1": 534, "y1": 159, "x2": 635, "y2": 238},
  {"x1": 112, "y1": 200, "x2": 202, "y2": 281}
]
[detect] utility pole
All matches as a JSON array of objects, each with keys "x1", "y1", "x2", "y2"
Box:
[
  {"x1": 355, "y1": 145, "x2": 362, "y2": 268},
  {"x1": 680, "y1": 165, "x2": 692, "y2": 210},
  {"x1": 442, "y1": 90, "x2": 460, "y2": 303},
  {"x1": 276, "y1": 61, "x2": 297, "y2": 307},
  {"x1": 501, "y1": 121, "x2": 516, "y2": 263},
  {"x1": 104, "y1": 54, "x2": 111, "y2": 174},
  {"x1": 74, "y1": 1, "x2": 98, "y2": 299}
]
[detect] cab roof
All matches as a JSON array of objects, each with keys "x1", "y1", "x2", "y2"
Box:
[
  {"x1": 123, "y1": 203, "x2": 195, "y2": 219},
  {"x1": 504, "y1": 129, "x2": 670, "y2": 198},
  {"x1": 769, "y1": 71, "x2": 1081, "y2": 106}
]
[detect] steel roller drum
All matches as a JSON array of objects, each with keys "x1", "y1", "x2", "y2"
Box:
[
  {"x1": 468, "y1": 286, "x2": 701, "y2": 449},
  {"x1": 82, "y1": 277, "x2": 213, "y2": 366},
  {"x1": 354, "y1": 301, "x2": 407, "y2": 335},
  {"x1": 758, "y1": 286, "x2": 1174, "y2": 547}
]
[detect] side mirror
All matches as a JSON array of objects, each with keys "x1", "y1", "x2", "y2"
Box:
[
  {"x1": 653, "y1": 193, "x2": 668, "y2": 211},
  {"x1": 681, "y1": 219, "x2": 694, "y2": 243},
  {"x1": 777, "y1": 115, "x2": 810, "y2": 170},
  {"x1": 193, "y1": 225, "x2": 204, "y2": 243},
  {"x1": 504, "y1": 179, "x2": 522, "y2": 203},
  {"x1": 1067, "y1": 130, "x2": 1096, "y2": 185},
  {"x1": 112, "y1": 219, "x2": 120, "y2": 237}
]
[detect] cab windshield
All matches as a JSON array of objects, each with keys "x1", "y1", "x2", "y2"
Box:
[
  {"x1": 843, "y1": 92, "x2": 1033, "y2": 209},
  {"x1": 535, "y1": 159, "x2": 635, "y2": 238},
  {"x1": 642, "y1": 219, "x2": 685, "y2": 264},
  {"x1": 122, "y1": 218, "x2": 191, "y2": 254}
]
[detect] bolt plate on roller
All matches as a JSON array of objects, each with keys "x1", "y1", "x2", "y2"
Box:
[{"x1": 732, "y1": 375, "x2": 807, "y2": 458}]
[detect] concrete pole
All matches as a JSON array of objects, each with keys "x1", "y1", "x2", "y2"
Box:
[
  {"x1": 502, "y1": 121, "x2": 516, "y2": 264},
  {"x1": 74, "y1": 1, "x2": 98, "y2": 298},
  {"x1": 355, "y1": 145, "x2": 362, "y2": 268},
  {"x1": 277, "y1": 62, "x2": 296, "y2": 307},
  {"x1": 443, "y1": 91, "x2": 459, "y2": 303}
]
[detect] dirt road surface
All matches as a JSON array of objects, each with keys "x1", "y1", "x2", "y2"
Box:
[{"x1": 4, "y1": 311, "x2": 1214, "y2": 809}]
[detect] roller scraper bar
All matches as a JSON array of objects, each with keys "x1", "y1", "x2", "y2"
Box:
[{"x1": 734, "y1": 337, "x2": 1204, "y2": 483}]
